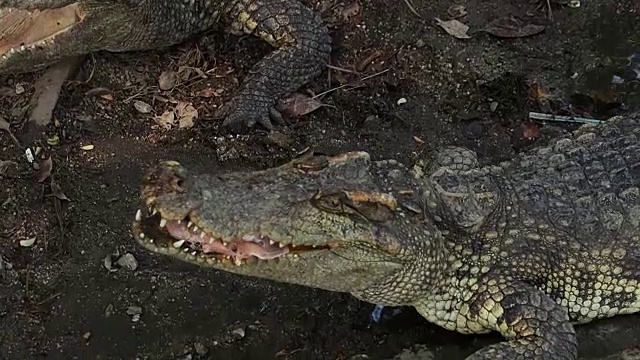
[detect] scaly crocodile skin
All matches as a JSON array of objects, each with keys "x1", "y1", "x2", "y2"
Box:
[
  {"x1": 0, "y1": 0, "x2": 331, "y2": 131},
  {"x1": 133, "y1": 113, "x2": 640, "y2": 359}
]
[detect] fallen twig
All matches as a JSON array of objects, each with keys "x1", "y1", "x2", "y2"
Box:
[
  {"x1": 403, "y1": 0, "x2": 422, "y2": 18},
  {"x1": 313, "y1": 68, "x2": 390, "y2": 99},
  {"x1": 529, "y1": 111, "x2": 602, "y2": 125}
]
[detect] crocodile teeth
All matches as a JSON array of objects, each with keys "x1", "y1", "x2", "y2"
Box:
[
  {"x1": 222, "y1": 241, "x2": 228, "y2": 247},
  {"x1": 151, "y1": 208, "x2": 158, "y2": 215},
  {"x1": 187, "y1": 221, "x2": 193, "y2": 228},
  {"x1": 135, "y1": 209, "x2": 142, "y2": 222},
  {"x1": 279, "y1": 243, "x2": 285, "y2": 248},
  {"x1": 159, "y1": 219, "x2": 167, "y2": 228},
  {"x1": 200, "y1": 232, "x2": 206, "y2": 239},
  {"x1": 234, "y1": 257, "x2": 242, "y2": 266},
  {"x1": 269, "y1": 240, "x2": 275, "y2": 245},
  {"x1": 172, "y1": 239, "x2": 185, "y2": 248},
  {"x1": 191, "y1": 251, "x2": 197, "y2": 256}
]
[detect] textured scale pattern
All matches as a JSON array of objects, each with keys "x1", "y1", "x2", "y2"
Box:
[
  {"x1": 135, "y1": 113, "x2": 640, "y2": 360},
  {"x1": 419, "y1": 114, "x2": 640, "y2": 359}
]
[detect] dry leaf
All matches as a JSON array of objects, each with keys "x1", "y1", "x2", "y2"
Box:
[
  {"x1": 336, "y1": 0, "x2": 362, "y2": 23},
  {"x1": 277, "y1": 93, "x2": 323, "y2": 117},
  {"x1": 80, "y1": 144, "x2": 94, "y2": 151},
  {"x1": 51, "y1": 181, "x2": 70, "y2": 201},
  {"x1": 154, "y1": 110, "x2": 176, "y2": 130},
  {"x1": 435, "y1": 18, "x2": 471, "y2": 39},
  {"x1": 447, "y1": 5, "x2": 468, "y2": 19},
  {"x1": 36, "y1": 156, "x2": 53, "y2": 183},
  {"x1": 85, "y1": 87, "x2": 112, "y2": 97},
  {"x1": 19, "y1": 237, "x2": 36, "y2": 247},
  {"x1": 158, "y1": 71, "x2": 177, "y2": 90},
  {"x1": 175, "y1": 102, "x2": 198, "y2": 129},
  {"x1": 482, "y1": 17, "x2": 545, "y2": 38},
  {"x1": 197, "y1": 88, "x2": 223, "y2": 98},
  {"x1": 0, "y1": 116, "x2": 20, "y2": 145},
  {"x1": 0, "y1": 116, "x2": 10, "y2": 132}
]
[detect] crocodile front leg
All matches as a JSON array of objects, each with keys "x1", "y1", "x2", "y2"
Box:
[
  {"x1": 220, "y1": 0, "x2": 331, "y2": 132},
  {"x1": 419, "y1": 281, "x2": 578, "y2": 360}
]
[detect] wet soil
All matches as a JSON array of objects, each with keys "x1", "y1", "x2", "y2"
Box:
[{"x1": 1, "y1": 0, "x2": 640, "y2": 359}]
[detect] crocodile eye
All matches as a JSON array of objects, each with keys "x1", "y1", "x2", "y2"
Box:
[
  {"x1": 312, "y1": 193, "x2": 346, "y2": 213},
  {"x1": 312, "y1": 192, "x2": 395, "y2": 222},
  {"x1": 297, "y1": 155, "x2": 329, "y2": 171}
]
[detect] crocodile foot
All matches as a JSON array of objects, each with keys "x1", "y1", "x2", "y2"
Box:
[{"x1": 217, "y1": 93, "x2": 287, "y2": 133}]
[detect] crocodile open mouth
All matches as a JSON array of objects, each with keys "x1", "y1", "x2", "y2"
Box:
[
  {"x1": 0, "y1": 4, "x2": 85, "y2": 59},
  {"x1": 132, "y1": 207, "x2": 338, "y2": 266}
]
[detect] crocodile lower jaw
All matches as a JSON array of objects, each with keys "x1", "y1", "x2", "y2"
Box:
[
  {"x1": 0, "y1": 4, "x2": 85, "y2": 59},
  {"x1": 132, "y1": 208, "x2": 337, "y2": 267}
]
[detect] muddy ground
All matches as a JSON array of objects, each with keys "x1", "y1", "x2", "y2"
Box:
[{"x1": 1, "y1": 0, "x2": 640, "y2": 359}]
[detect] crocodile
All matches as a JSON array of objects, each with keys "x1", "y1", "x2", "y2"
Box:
[
  {"x1": 0, "y1": 0, "x2": 331, "y2": 131},
  {"x1": 132, "y1": 112, "x2": 640, "y2": 360}
]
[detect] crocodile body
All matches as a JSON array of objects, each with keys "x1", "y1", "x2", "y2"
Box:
[
  {"x1": 132, "y1": 112, "x2": 640, "y2": 360},
  {"x1": 0, "y1": 0, "x2": 330, "y2": 131}
]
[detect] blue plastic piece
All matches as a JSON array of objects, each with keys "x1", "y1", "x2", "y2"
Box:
[{"x1": 370, "y1": 304, "x2": 385, "y2": 323}]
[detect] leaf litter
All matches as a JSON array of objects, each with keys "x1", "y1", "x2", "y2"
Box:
[
  {"x1": 36, "y1": 156, "x2": 53, "y2": 183},
  {"x1": 154, "y1": 101, "x2": 199, "y2": 129},
  {"x1": 277, "y1": 93, "x2": 325, "y2": 118},
  {"x1": 481, "y1": 17, "x2": 546, "y2": 38}
]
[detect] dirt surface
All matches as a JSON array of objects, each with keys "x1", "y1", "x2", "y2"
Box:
[{"x1": 1, "y1": 0, "x2": 640, "y2": 359}]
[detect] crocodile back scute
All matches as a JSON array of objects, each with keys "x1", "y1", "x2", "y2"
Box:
[{"x1": 503, "y1": 114, "x2": 640, "y2": 249}]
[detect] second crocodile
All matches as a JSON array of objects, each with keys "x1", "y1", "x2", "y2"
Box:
[{"x1": 0, "y1": 0, "x2": 331, "y2": 131}]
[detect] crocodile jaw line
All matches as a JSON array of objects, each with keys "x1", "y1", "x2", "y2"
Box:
[
  {"x1": 0, "y1": 4, "x2": 85, "y2": 59},
  {"x1": 131, "y1": 207, "x2": 337, "y2": 267}
]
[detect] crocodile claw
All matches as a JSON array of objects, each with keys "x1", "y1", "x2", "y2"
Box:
[{"x1": 220, "y1": 95, "x2": 288, "y2": 133}]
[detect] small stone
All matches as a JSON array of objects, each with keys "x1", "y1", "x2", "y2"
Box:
[
  {"x1": 83, "y1": 332, "x2": 91, "y2": 341},
  {"x1": 126, "y1": 306, "x2": 143, "y2": 316},
  {"x1": 134, "y1": 100, "x2": 153, "y2": 114},
  {"x1": 396, "y1": 98, "x2": 407, "y2": 105},
  {"x1": 15, "y1": 83, "x2": 25, "y2": 95},
  {"x1": 103, "y1": 254, "x2": 114, "y2": 271},
  {"x1": 105, "y1": 304, "x2": 114, "y2": 317},
  {"x1": 19, "y1": 237, "x2": 36, "y2": 247},
  {"x1": 116, "y1": 253, "x2": 138, "y2": 271},
  {"x1": 194, "y1": 342, "x2": 207, "y2": 355},
  {"x1": 231, "y1": 327, "x2": 245, "y2": 339}
]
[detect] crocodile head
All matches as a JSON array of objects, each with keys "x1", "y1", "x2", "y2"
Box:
[
  {"x1": 0, "y1": 1, "x2": 211, "y2": 74},
  {"x1": 132, "y1": 152, "x2": 446, "y2": 305},
  {"x1": 1, "y1": 2, "x2": 106, "y2": 73}
]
